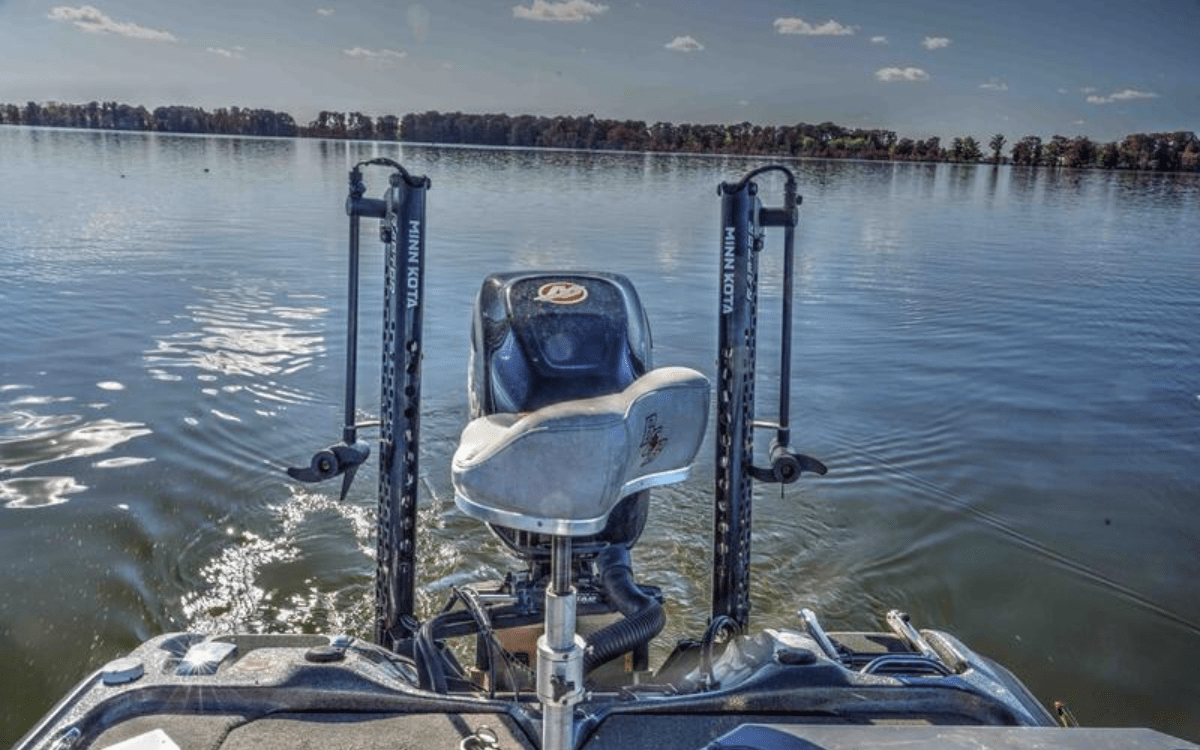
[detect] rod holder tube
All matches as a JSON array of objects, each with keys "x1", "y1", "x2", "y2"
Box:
[
  {"x1": 800, "y1": 608, "x2": 843, "y2": 664},
  {"x1": 885, "y1": 609, "x2": 940, "y2": 662}
]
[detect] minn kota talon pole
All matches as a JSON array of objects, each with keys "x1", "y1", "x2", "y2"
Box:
[
  {"x1": 287, "y1": 158, "x2": 431, "y2": 648},
  {"x1": 712, "y1": 166, "x2": 827, "y2": 631}
]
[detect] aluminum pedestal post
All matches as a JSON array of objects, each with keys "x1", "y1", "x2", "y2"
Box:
[{"x1": 538, "y1": 536, "x2": 584, "y2": 750}]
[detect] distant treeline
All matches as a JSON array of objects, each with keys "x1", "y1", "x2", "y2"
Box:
[
  {"x1": 3, "y1": 100, "x2": 1198, "y2": 172},
  {"x1": 0, "y1": 101, "x2": 395, "y2": 140}
]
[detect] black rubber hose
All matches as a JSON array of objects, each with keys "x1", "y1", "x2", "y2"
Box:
[{"x1": 584, "y1": 546, "x2": 665, "y2": 672}]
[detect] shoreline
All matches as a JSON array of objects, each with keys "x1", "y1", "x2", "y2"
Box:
[{"x1": 3, "y1": 102, "x2": 1197, "y2": 172}]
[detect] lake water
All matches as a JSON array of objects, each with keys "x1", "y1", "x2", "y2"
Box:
[{"x1": 1, "y1": 127, "x2": 1198, "y2": 744}]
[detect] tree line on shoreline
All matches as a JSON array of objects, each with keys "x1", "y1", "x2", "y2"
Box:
[{"x1": 3, "y1": 100, "x2": 1197, "y2": 173}]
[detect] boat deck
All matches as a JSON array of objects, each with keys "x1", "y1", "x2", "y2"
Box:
[{"x1": 89, "y1": 713, "x2": 1196, "y2": 750}]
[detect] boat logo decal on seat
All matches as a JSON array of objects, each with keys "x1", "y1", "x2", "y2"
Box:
[
  {"x1": 639, "y1": 413, "x2": 667, "y2": 465},
  {"x1": 535, "y1": 281, "x2": 588, "y2": 305}
]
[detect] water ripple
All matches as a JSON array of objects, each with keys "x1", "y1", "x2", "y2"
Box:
[
  {"x1": 178, "y1": 486, "x2": 377, "y2": 636},
  {"x1": 0, "y1": 415, "x2": 152, "y2": 474},
  {"x1": 0, "y1": 386, "x2": 152, "y2": 508},
  {"x1": 0, "y1": 475, "x2": 88, "y2": 509},
  {"x1": 4, "y1": 132, "x2": 1200, "y2": 743},
  {"x1": 145, "y1": 290, "x2": 327, "y2": 383},
  {"x1": 823, "y1": 432, "x2": 1200, "y2": 639}
]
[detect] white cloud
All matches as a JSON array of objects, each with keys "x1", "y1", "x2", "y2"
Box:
[
  {"x1": 870, "y1": 35, "x2": 888, "y2": 44},
  {"x1": 344, "y1": 47, "x2": 407, "y2": 60},
  {"x1": 921, "y1": 36, "x2": 951, "y2": 50},
  {"x1": 665, "y1": 35, "x2": 703, "y2": 52},
  {"x1": 774, "y1": 17, "x2": 856, "y2": 36},
  {"x1": 875, "y1": 66, "x2": 929, "y2": 82},
  {"x1": 316, "y1": 7, "x2": 334, "y2": 15},
  {"x1": 979, "y1": 78, "x2": 1008, "y2": 91},
  {"x1": 48, "y1": 5, "x2": 176, "y2": 41},
  {"x1": 207, "y1": 46, "x2": 245, "y2": 59},
  {"x1": 1080, "y1": 86, "x2": 1097, "y2": 94},
  {"x1": 1057, "y1": 87, "x2": 1069, "y2": 94},
  {"x1": 1086, "y1": 88, "x2": 1159, "y2": 105},
  {"x1": 513, "y1": 0, "x2": 607, "y2": 22}
]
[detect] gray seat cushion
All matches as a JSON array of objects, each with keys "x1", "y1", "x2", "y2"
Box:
[{"x1": 452, "y1": 366, "x2": 710, "y2": 536}]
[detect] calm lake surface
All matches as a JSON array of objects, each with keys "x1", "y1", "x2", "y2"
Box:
[{"x1": 1, "y1": 127, "x2": 1198, "y2": 744}]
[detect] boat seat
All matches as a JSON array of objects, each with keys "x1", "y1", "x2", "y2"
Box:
[{"x1": 452, "y1": 366, "x2": 710, "y2": 536}]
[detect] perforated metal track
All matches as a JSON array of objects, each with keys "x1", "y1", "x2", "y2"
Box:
[
  {"x1": 713, "y1": 184, "x2": 761, "y2": 629},
  {"x1": 375, "y1": 182, "x2": 427, "y2": 647}
]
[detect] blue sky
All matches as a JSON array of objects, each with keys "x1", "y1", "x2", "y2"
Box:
[{"x1": 1, "y1": 0, "x2": 1196, "y2": 143}]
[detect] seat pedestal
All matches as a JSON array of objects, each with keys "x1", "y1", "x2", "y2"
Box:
[
  {"x1": 451, "y1": 368, "x2": 711, "y2": 750},
  {"x1": 538, "y1": 536, "x2": 584, "y2": 750}
]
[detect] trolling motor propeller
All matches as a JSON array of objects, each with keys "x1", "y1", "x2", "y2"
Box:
[
  {"x1": 749, "y1": 439, "x2": 827, "y2": 484},
  {"x1": 287, "y1": 440, "x2": 370, "y2": 501}
]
